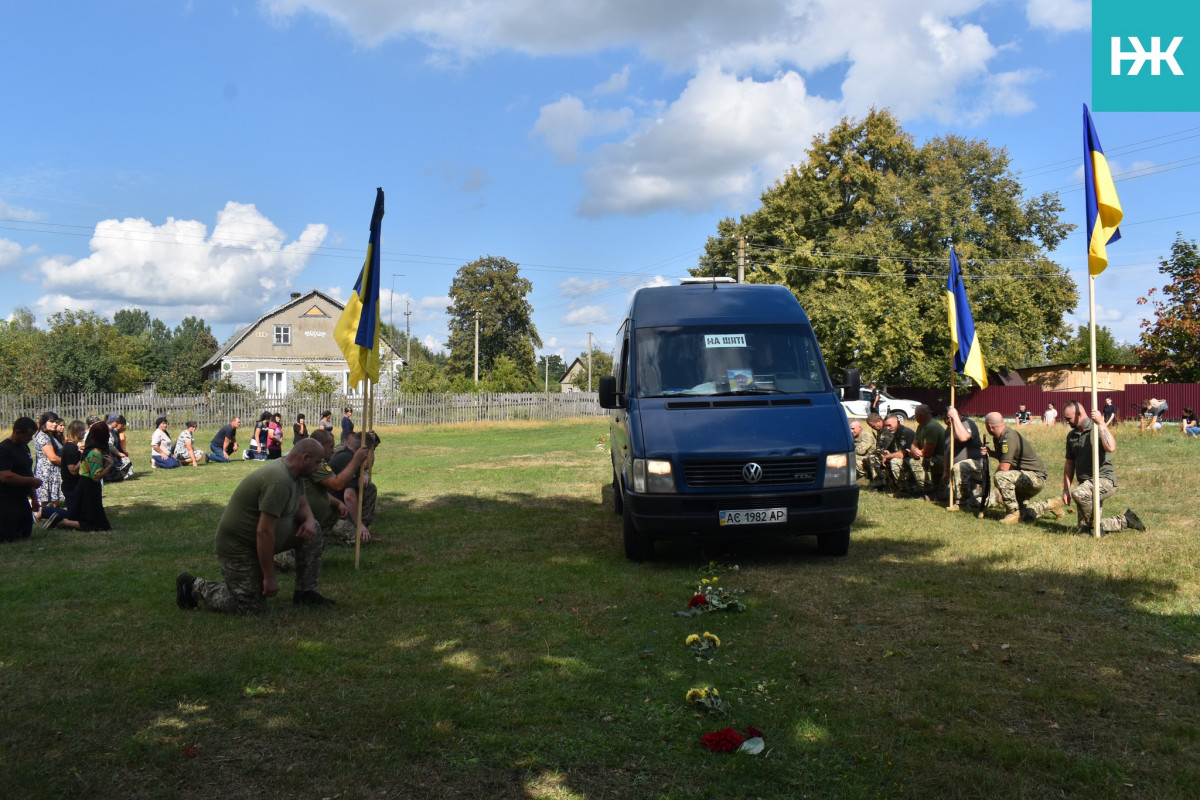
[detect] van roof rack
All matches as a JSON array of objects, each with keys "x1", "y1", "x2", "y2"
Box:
[{"x1": 679, "y1": 276, "x2": 737, "y2": 284}]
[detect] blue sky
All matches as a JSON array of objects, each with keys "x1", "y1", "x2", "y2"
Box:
[{"x1": 1, "y1": 0, "x2": 1196, "y2": 363}]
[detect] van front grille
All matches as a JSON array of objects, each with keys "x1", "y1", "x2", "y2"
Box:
[{"x1": 682, "y1": 457, "x2": 819, "y2": 488}]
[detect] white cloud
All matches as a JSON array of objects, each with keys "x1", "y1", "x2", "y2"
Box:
[
  {"x1": 579, "y1": 66, "x2": 840, "y2": 216},
  {"x1": 422, "y1": 333, "x2": 446, "y2": 352},
  {"x1": 558, "y1": 277, "x2": 611, "y2": 297},
  {"x1": 38, "y1": 201, "x2": 327, "y2": 323},
  {"x1": 0, "y1": 238, "x2": 37, "y2": 269},
  {"x1": 532, "y1": 96, "x2": 632, "y2": 162},
  {"x1": 267, "y1": 1, "x2": 1046, "y2": 214},
  {"x1": 561, "y1": 304, "x2": 610, "y2": 326},
  {"x1": 594, "y1": 65, "x2": 631, "y2": 95},
  {"x1": 1025, "y1": 0, "x2": 1089, "y2": 33},
  {"x1": 0, "y1": 198, "x2": 40, "y2": 221}
]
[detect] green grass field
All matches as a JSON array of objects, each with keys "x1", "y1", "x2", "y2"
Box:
[{"x1": 1, "y1": 418, "x2": 1197, "y2": 799}]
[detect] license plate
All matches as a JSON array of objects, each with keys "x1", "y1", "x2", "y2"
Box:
[{"x1": 719, "y1": 507, "x2": 788, "y2": 526}]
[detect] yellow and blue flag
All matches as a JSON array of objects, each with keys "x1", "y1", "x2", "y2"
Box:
[
  {"x1": 1083, "y1": 104, "x2": 1122, "y2": 276},
  {"x1": 334, "y1": 187, "x2": 384, "y2": 386},
  {"x1": 946, "y1": 247, "x2": 987, "y2": 389}
]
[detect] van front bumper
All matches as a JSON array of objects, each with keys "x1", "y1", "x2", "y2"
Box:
[{"x1": 624, "y1": 487, "x2": 859, "y2": 539}]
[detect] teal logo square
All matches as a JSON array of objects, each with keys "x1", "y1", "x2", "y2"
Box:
[{"x1": 1093, "y1": 0, "x2": 1200, "y2": 111}]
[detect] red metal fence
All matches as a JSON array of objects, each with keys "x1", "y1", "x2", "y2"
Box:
[{"x1": 890, "y1": 383, "x2": 1200, "y2": 422}]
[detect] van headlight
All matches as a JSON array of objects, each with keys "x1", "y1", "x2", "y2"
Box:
[
  {"x1": 824, "y1": 452, "x2": 853, "y2": 487},
  {"x1": 633, "y1": 458, "x2": 676, "y2": 493}
]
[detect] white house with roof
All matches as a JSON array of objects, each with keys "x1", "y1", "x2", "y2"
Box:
[{"x1": 201, "y1": 290, "x2": 404, "y2": 395}]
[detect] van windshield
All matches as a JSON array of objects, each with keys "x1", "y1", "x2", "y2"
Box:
[{"x1": 635, "y1": 324, "x2": 830, "y2": 398}]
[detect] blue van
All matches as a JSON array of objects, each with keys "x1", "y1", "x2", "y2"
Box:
[{"x1": 598, "y1": 281, "x2": 860, "y2": 560}]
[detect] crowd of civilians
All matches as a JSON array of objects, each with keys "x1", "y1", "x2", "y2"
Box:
[{"x1": 0, "y1": 406, "x2": 363, "y2": 543}]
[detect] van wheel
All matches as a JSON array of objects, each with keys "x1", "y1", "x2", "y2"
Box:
[
  {"x1": 891, "y1": 410, "x2": 908, "y2": 421},
  {"x1": 817, "y1": 529, "x2": 850, "y2": 557},
  {"x1": 611, "y1": 469, "x2": 624, "y2": 515},
  {"x1": 623, "y1": 503, "x2": 653, "y2": 561}
]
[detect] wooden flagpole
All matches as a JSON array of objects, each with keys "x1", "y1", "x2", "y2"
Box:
[
  {"x1": 1088, "y1": 275, "x2": 1101, "y2": 538},
  {"x1": 949, "y1": 375, "x2": 956, "y2": 510},
  {"x1": 354, "y1": 378, "x2": 372, "y2": 569}
]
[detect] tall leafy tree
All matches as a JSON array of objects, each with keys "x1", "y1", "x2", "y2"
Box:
[
  {"x1": 1137, "y1": 234, "x2": 1200, "y2": 382},
  {"x1": 158, "y1": 316, "x2": 218, "y2": 393},
  {"x1": 1047, "y1": 324, "x2": 1137, "y2": 365},
  {"x1": 45, "y1": 311, "x2": 143, "y2": 392},
  {"x1": 0, "y1": 321, "x2": 52, "y2": 393},
  {"x1": 113, "y1": 308, "x2": 151, "y2": 337},
  {"x1": 697, "y1": 109, "x2": 1077, "y2": 387},
  {"x1": 535, "y1": 354, "x2": 567, "y2": 388},
  {"x1": 445, "y1": 256, "x2": 541, "y2": 385}
]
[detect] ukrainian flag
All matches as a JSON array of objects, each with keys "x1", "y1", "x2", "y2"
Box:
[
  {"x1": 946, "y1": 247, "x2": 987, "y2": 389},
  {"x1": 1083, "y1": 104, "x2": 1122, "y2": 276},
  {"x1": 334, "y1": 187, "x2": 384, "y2": 386}
]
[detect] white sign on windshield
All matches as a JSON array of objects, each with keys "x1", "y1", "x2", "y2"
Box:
[{"x1": 704, "y1": 333, "x2": 746, "y2": 348}]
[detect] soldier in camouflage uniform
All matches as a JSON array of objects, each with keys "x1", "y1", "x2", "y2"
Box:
[
  {"x1": 849, "y1": 419, "x2": 876, "y2": 483},
  {"x1": 176, "y1": 439, "x2": 334, "y2": 613},
  {"x1": 880, "y1": 414, "x2": 917, "y2": 496},
  {"x1": 942, "y1": 406, "x2": 987, "y2": 511},
  {"x1": 908, "y1": 404, "x2": 946, "y2": 501},
  {"x1": 983, "y1": 412, "x2": 1048, "y2": 524},
  {"x1": 1025, "y1": 400, "x2": 1145, "y2": 534},
  {"x1": 864, "y1": 413, "x2": 888, "y2": 491}
]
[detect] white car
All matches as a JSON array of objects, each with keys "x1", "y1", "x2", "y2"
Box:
[{"x1": 841, "y1": 387, "x2": 921, "y2": 420}]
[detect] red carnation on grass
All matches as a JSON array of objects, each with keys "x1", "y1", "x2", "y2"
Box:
[
  {"x1": 742, "y1": 726, "x2": 764, "y2": 739},
  {"x1": 701, "y1": 727, "x2": 745, "y2": 753},
  {"x1": 687, "y1": 594, "x2": 708, "y2": 609}
]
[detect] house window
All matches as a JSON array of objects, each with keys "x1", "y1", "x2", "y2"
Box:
[
  {"x1": 258, "y1": 371, "x2": 286, "y2": 395},
  {"x1": 343, "y1": 371, "x2": 364, "y2": 397},
  {"x1": 274, "y1": 325, "x2": 291, "y2": 345}
]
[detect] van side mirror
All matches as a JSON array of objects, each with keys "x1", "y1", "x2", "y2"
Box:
[
  {"x1": 598, "y1": 375, "x2": 620, "y2": 409},
  {"x1": 839, "y1": 368, "x2": 861, "y2": 400}
]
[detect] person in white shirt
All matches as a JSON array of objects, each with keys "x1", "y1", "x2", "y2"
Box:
[
  {"x1": 1043, "y1": 403, "x2": 1058, "y2": 426},
  {"x1": 151, "y1": 417, "x2": 181, "y2": 469}
]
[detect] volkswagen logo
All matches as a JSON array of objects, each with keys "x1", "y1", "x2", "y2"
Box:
[{"x1": 742, "y1": 462, "x2": 763, "y2": 483}]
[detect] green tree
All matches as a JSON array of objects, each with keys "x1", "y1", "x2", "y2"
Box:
[
  {"x1": 697, "y1": 109, "x2": 1078, "y2": 387},
  {"x1": 578, "y1": 347, "x2": 613, "y2": 383},
  {"x1": 291, "y1": 364, "x2": 339, "y2": 395},
  {"x1": 45, "y1": 310, "x2": 143, "y2": 392},
  {"x1": 479, "y1": 354, "x2": 535, "y2": 392},
  {"x1": 446, "y1": 256, "x2": 541, "y2": 385},
  {"x1": 158, "y1": 316, "x2": 218, "y2": 393},
  {"x1": 0, "y1": 323, "x2": 52, "y2": 393},
  {"x1": 1046, "y1": 324, "x2": 1137, "y2": 365},
  {"x1": 8, "y1": 306, "x2": 36, "y2": 332},
  {"x1": 535, "y1": 354, "x2": 567, "y2": 390},
  {"x1": 113, "y1": 308, "x2": 151, "y2": 337},
  {"x1": 1137, "y1": 234, "x2": 1200, "y2": 382}
]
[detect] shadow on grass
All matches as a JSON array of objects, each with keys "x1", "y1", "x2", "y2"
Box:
[{"x1": 4, "y1": 480, "x2": 1200, "y2": 799}]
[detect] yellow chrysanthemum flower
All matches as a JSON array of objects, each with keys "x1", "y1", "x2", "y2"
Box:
[
  {"x1": 685, "y1": 634, "x2": 701, "y2": 646},
  {"x1": 703, "y1": 632, "x2": 721, "y2": 647}
]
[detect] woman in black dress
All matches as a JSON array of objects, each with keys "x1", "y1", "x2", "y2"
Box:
[{"x1": 53, "y1": 421, "x2": 113, "y2": 532}]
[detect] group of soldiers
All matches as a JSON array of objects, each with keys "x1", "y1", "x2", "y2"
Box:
[{"x1": 849, "y1": 402, "x2": 1147, "y2": 536}]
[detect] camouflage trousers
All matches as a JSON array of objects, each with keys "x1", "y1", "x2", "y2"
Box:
[
  {"x1": 950, "y1": 458, "x2": 988, "y2": 508},
  {"x1": 867, "y1": 452, "x2": 887, "y2": 487},
  {"x1": 887, "y1": 455, "x2": 943, "y2": 496},
  {"x1": 993, "y1": 469, "x2": 1046, "y2": 513},
  {"x1": 1066, "y1": 478, "x2": 1126, "y2": 533},
  {"x1": 854, "y1": 451, "x2": 871, "y2": 482},
  {"x1": 197, "y1": 527, "x2": 324, "y2": 614}
]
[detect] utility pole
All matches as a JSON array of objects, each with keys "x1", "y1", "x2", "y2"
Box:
[
  {"x1": 473, "y1": 310, "x2": 481, "y2": 384},
  {"x1": 389, "y1": 273, "x2": 404, "y2": 390},
  {"x1": 587, "y1": 332, "x2": 594, "y2": 392},
  {"x1": 403, "y1": 301, "x2": 412, "y2": 375},
  {"x1": 737, "y1": 236, "x2": 745, "y2": 283},
  {"x1": 544, "y1": 355, "x2": 549, "y2": 394}
]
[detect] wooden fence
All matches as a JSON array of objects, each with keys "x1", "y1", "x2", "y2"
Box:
[{"x1": 0, "y1": 392, "x2": 603, "y2": 431}]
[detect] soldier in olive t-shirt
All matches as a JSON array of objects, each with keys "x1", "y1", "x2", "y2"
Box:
[
  {"x1": 983, "y1": 412, "x2": 1047, "y2": 523},
  {"x1": 182, "y1": 441, "x2": 330, "y2": 614}
]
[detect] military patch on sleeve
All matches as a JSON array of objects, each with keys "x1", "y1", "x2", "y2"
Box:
[{"x1": 1001, "y1": 441, "x2": 1009, "y2": 454}]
